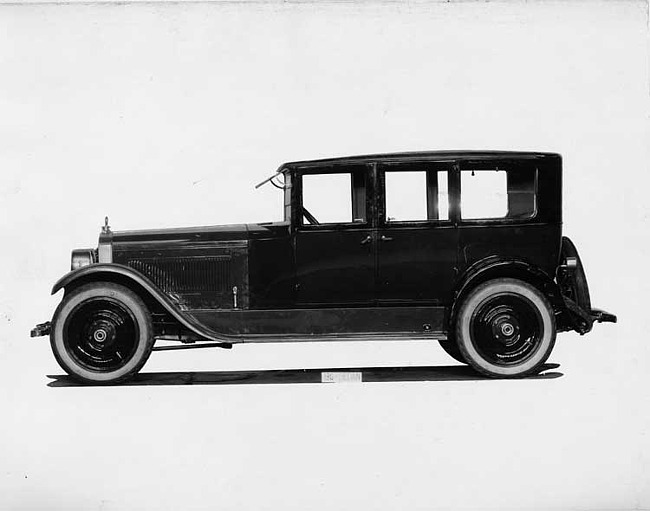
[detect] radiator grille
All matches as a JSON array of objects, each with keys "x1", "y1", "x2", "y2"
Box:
[{"x1": 127, "y1": 256, "x2": 232, "y2": 295}]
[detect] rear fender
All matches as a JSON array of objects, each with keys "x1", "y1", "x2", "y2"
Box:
[
  {"x1": 52, "y1": 264, "x2": 234, "y2": 342},
  {"x1": 450, "y1": 257, "x2": 564, "y2": 328}
]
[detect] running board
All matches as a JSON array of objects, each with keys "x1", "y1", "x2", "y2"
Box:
[
  {"x1": 153, "y1": 342, "x2": 233, "y2": 352},
  {"x1": 188, "y1": 306, "x2": 448, "y2": 340},
  {"x1": 238, "y1": 331, "x2": 447, "y2": 343},
  {"x1": 153, "y1": 331, "x2": 447, "y2": 349}
]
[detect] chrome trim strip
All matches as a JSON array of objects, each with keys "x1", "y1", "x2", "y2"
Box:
[{"x1": 98, "y1": 243, "x2": 113, "y2": 263}]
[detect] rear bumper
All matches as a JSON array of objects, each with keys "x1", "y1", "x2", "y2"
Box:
[
  {"x1": 31, "y1": 321, "x2": 51, "y2": 337},
  {"x1": 591, "y1": 308, "x2": 617, "y2": 324},
  {"x1": 562, "y1": 296, "x2": 616, "y2": 334}
]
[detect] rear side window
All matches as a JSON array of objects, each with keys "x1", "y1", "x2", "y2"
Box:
[{"x1": 460, "y1": 166, "x2": 537, "y2": 220}]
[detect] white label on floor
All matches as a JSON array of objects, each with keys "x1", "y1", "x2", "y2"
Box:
[{"x1": 321, "y1": 371, "x2": 363, "y2": 383}]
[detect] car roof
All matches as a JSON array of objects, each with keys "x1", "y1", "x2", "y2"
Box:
[{"x1": 281, "y1": 150, "x2": 561, "y2": 171}]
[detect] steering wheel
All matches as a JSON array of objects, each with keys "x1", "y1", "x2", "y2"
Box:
[{"x1": 302, "y1": 207, "x2": 320, "y2": 225}]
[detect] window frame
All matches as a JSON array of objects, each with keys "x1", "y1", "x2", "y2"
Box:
[
  {"x1": 295, "y1": 164, "x2": 373, "y2": 231},
  {"x1": 282, "y1": 171, "x2": 292, "y2": 224},
  {"x1": 378, "y1": 161, "x2": 456, "y2": 228},
  {"x1": 457, "y1": 160, "x2": 539, "y2": 225}
]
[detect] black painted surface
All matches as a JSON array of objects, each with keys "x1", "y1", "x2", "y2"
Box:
[
  {"x1": 248, "y1": 223, "x2": 294, "y2": 309},
  {"x1": 282, "y1": 150, "x2": 560, "y2": 170},
  {"x1": 376, "y1": 223, "x2": 459, "y2": 304},
  {"x1": 294, "y1": 227, "x2": 376, "y2": 306},
  {"x1": 112, "y1": 233, "x2": 249, "y2": 310},
  {"x1": 75, "y1": 151, "x2": 573, "y2": 339},
  {"x1": 189, "y1": 306, "x2": 446, "y2": 337},
  {"x1": 457, "y1": 223, "x2": 561, "y2": 279}
]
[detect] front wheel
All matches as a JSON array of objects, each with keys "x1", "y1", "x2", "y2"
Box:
[
  {"x1": 455, "y1": 278, "x2": 556, "y2": 378},
  {"x1": 50, "y1": 282, "x2": 155, "y2": 384}
]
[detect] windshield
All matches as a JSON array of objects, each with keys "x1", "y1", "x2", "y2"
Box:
[
  {"x1": 282, "y1": 173, "x2": 292, "y2": 222},
  {"x1": 255, "y1": 168, "x2": 292, "y2": 223}
]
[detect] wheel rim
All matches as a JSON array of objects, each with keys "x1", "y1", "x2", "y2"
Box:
[
  {"x1": 63, "y1": 298, "x2": 140, "y2": 372},
  {"x1": 470, "y1": 293, "x2": 544, "y2": 366}
]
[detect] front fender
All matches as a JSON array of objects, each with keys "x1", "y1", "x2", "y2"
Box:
[
  {"x1": 53, "y1": 263, "x2": 157, "y2": 296},
  {"x1": 51, "y1": 263, "x2": 235, "y2": 342}
]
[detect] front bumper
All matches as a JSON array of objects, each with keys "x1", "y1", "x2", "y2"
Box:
[{"x1": 31, "y1": 321, "x2": 51, "y2": 337}]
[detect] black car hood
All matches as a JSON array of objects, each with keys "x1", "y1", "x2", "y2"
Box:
[
  {"x1": 110, "y1": 222, "x2": 289, "y2": 244},
  {"x1": 111, "y1": 224, "x2": 249, "y2": 244}
]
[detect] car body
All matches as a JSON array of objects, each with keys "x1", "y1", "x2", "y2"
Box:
[{"x1": 31, "y1": 150, "x2": 616, "y2": 383}]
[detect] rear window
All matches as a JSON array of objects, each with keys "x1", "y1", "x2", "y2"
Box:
[{"x1": 460, "y1": 166, "x2": 537, "y2": 220}]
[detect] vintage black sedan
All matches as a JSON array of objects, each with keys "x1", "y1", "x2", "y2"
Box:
[{"x1": 31, "y1": 151, "x2": 616, "y2": 383}]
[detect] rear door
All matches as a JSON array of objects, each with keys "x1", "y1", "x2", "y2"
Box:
[{"x1": 376, "y1": 161, "x2": 459, "y2": 305}]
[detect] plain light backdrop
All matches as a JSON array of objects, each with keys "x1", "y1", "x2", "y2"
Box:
[{"x1": 0, "y1": 1, "x2": 648, "y2": 510}]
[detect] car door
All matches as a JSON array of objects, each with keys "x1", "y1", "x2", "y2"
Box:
[
  {"x1": 294, "y1": 163, "x2": 375, "y2": 306},
  {"x1": 376, "y1": 161, "x2": 459, "y2": 305}
]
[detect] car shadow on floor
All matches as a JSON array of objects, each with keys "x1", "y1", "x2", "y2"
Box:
[{"x1": 46, "y1": 363, "x2": 562, "y2": 387}]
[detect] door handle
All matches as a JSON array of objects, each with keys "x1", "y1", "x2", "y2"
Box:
[
  {"x1": 380, "y1": 235, "x2": 393, "y2": 242},
  {"x1": 360, "y1": 235, "x2": 372, "y2": 245}
]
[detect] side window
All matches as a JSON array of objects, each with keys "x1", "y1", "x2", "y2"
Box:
[
  {"x1": 301, "y1": 166, "x2": 368, "y2": 225},
  {"x1": 384, "y1": 166, "x2": 449, "y2": 222},
  {"x1": 385, "y1": 171, "x2": 427, "y2": 222},
  {"x1": 507, "y1": 167, "x2": 537, "y2": 218},
  {"x1": 460, "y1": 167, "x2": 537, "y2": 220},
  {"x1": 460, "y1": 170, "x2": 507, "y2": 219}
]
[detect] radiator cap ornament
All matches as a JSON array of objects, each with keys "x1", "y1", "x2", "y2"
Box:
[{"x1": 102, "y1": 216, "x2": 111, "y2": 234}]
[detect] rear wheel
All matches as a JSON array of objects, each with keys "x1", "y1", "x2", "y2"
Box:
[
  {"x1": 456, "y1": 278, "x2": 556, "y2": 378},
  {"x1": 50, "y1": 282, "x2": 154, "y2": 384}
]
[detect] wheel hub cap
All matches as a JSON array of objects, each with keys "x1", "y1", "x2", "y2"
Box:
[
  {"x1": 490, "y1": 313, "x2": 520, "y2": 344},
  {"x1": 64, "y1": 298, "x2": 138, "y2": 373},
  {"x1": 470, "y1": 296, "x2": 543, "y2": 367},
  {"x1": 93, "y1": 329, "x2": 107, "y2": 343},
  {"x1": 87, "y1": 319, "x2": 118, "y2": 349}
]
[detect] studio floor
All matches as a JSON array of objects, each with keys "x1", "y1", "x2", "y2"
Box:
[{"x1": 1, "y1": 328, "x2": 644, "y2": 511}]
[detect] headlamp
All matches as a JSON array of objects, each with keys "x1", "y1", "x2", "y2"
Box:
[{"x1": 71, "y1": 249, "x2": 97, "y2": 271}]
